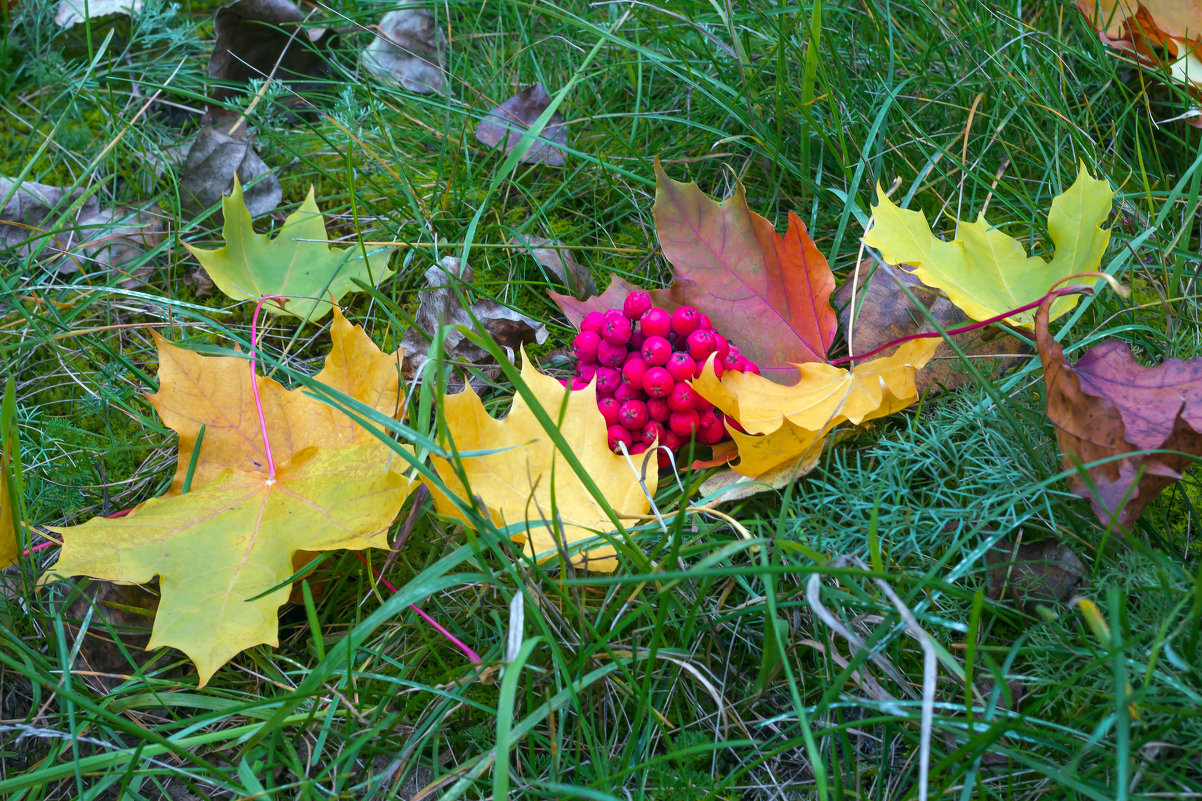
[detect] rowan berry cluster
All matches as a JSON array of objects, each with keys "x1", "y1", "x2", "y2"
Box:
[{"x1": 567, "y1": 291, "x2": 759, "y2": 464}]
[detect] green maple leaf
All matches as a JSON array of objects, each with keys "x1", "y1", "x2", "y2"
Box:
[{"x1": 185, "y1": 177, "x2": 393, "y2": 321}]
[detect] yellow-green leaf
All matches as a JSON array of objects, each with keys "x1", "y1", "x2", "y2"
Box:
[
  {"x1": 862, "y1": 163, "x2": 1113, "y2": 326},
  {"x1": 184, "y1": 178, "x2": 393, "y2": 321},
  {"x1": 428, "y1": 359, "x2": 656, "y2": 573}
]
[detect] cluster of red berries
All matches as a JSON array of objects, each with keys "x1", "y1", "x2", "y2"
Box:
[{"x1": 566, "y1": 291, "x2": 759, "y2": 463}]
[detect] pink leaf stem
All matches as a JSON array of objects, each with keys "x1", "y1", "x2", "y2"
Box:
[{"x1": 250, "y1": 296, "x2": 282, "y2": 480}]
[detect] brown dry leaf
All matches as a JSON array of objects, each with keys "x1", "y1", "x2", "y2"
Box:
[
  {"x1": 509, "y1": 234, "x2": 596, "y2": 299},
  {"x1": 428, "y1": 357, "x2": 656, "y2": 572},
  {"x1": 1036, "y1": 294, "x2": 1202, "y2": 527},
  {"x1": 985, "y1": 539, "x2": 1085, "y2": 613},
  {"x1": 179, "y1": 127, "x2": 282, "y2": 218},
  {"x1": 475, "y1": 84, "x2": 568, "y2": 166},
  {"x1": 1074, "y1": 1, "x2": 1202, "y2": 124},
  {"x1": 835, "y1": 262, "x2": 1028, "y2": 393},
  {"x1": 401, "y1": 257, "x2": 548, "y2": 389},
  {"x1": 209, "y1": 0, "x2": 339, "y2": 105},
  {"x1": 56, "y1": 579, "x2": 166, "y2": 692},
  {"x1": 362, "y1": 2, "x2": 448, "y2": 94},
  {"x1": 55, "y1": 0, "x2": 141, "y2": 27}
]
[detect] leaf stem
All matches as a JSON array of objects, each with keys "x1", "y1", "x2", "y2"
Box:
[{"x1": 250, "y1": 297, "x2": 280, "y2": 480}]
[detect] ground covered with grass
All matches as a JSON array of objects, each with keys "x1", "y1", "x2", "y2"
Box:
[{"x1": 1, "y1": 0, "x2": 1201, "y2": 798}]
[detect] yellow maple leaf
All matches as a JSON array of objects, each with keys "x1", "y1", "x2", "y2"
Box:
[
  {"x1": 428, "y1": 359, "x2": 657, "y2": 573},
  {"x1": 862, "y1": 163, "x2": 1113, "y2": 326},
  {"x1": 150, "y1": 307, "x2": 405, "y2": 494},
  {"x1": 47, "y1": 443, "x2": 412, "y2": 685},
  {"x1": 692, "y1": 339, "x2": 940, "y2": 477}
]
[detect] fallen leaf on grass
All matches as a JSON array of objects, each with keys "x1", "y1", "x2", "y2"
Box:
[
  {"x1": 209, "y1": 0, "x2": 339, "y2": 104},
  {"x1": 509, "y1": 233, "x2": 597, "y2": 299},
  {"x1": 693, "y1": 339, "x2": 940, "y2": 477},
  {"x1": 1074, "y1": 1, "x2": 1202, "y2": 125},
  {"x1": 362, "y1": 2, "x2": 448, "y2": 94},
  {"x1": 150, "y1": 307, "x2": 405, "y2": 495},
  {"x1": 46, "y1": 309, "x2": 414, "y2": 684},
  {"x1": 47, "y1": 443, "x2": 411, "y2": 685},
  {"x1": 985, "y1": 539, "x2": 1085, "y2": 613},
  {"x1": 428, "y1": 357, "x2": 656, "y2": 572},
  {"x1": 835, "y1": 263, "x2": 1028, "y2": 393},
  {"x1": 401, "y1": 257, "x2": 548, "y2": 389},
  {"x1": 550, "y1": 162, "x2": 838, "y2": 382},
  {"x1": 55, "y1": 0, "x2": 141, "y2": 27},
  {"x1": 1037, "y1": 294, "x2": 1202, "y2": 528},
  {"x1": 475, "y1": 83, "x2": 568, "y2": 166},
  {"x1": 184, "y1": 176, "x2": 393, "y2": 320},
  {"x1": 179, "y1": 127, "x2": 282, "y2": 218},
  {"x1": 863, "y1": 163, "x2": 1113, "y2": 326},
  {"x1": 1, "y1": 421, "x2": 16, "y2": 570}
]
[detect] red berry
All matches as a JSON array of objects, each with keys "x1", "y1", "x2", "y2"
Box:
[
  {"x1": 671, "y1": 306, "x2": 701, "y2": 337},
  {"x1": 577, "y1": 362, "x2": 597, "y2": 381},
  {"x1": 663, "y1": 431, "x2": 683, "y2": 452},
  {"x1": 641, "y1": 420, "x2": 668, "y2": 445},
  {"x1": 669, "y1": 409, "x2": 700, "y2": 437},
  {"x1": 685, "y1": 329, "x2": 715, "y2": 361},
  {"x1": 640, "y1": 307, "x2": 671, "y2": 338},
  {"x1": 665, "y1": 351, "x2": 696, "y2": 383},
  {"x1": 723, "y1": 352, "x2": 745, "y2": 372},
  {"x1": 641, "y1": 336, "x2": 671, "y2": 367},
  {"x1": 571, "y1": 377, "x2": 590, "y2": 391},
  {"x1": 596, "y1": 367, "x2": 622, "y2": 395},
  {"x1": 573, "y1": 330, "x2": 601, "y2": 363},
  {"x1": 630, "y1": 330, "x2": 645, "y2": 349},
  {"x1": 601, "y1": 309, "x2": 633, "y2": 345},
  {"x1": 744, "y1": 361, "x2": 760, "y2": 376},
  {"x1": 714, "y1": 334, "x2": 731, "y2": 360},
  {"x1": 597, "y1": 340, "x2": 627, "y2": 368},
  {"x1": 598, "y1": 397, "x2": 621, "y2": 426},
  {"x1": 697, "y1": 409, "x2": 717, "y2": 430},
  {"x1": 647, "y1": 398, "x2": 671, "y2": 421},
  {"x1": 607, "y1": 425, "x2": 633, "y2": 451},
  {"x1": 693, "y1": 393, "x2": 714, "y2": 413},
  {"x1": 630, "y1": 442, "x2": 649, "y2": 456},
  {"x1": 697, "y1": 419, "x2": 725, "y2": 445},
  {"x1": 698, "y1": 313, "x2": 712, "y2": 330},
  {"x1": 581, "y1": 312, "x2": 604, "y2": 334},
  {"x1": 612, "y1": 382, "x2": 640, "y2": 404},
  {"x1": 695, "y1": 355, "x2": 723, "y2": 379},
  {"x1": 622, "y1": 356, "x2": 649, "y2": 388},
  {"x1": 623, "y1": 291, "x2": 653, "y2": 320},
  {"x1": 656, "y1": 447, "x2": 673, "y2": 470},
  {"x1": 667, "y1": 383, "x2": 698, "y2": 412},
  {"x1": 618, "y1": 400, "x2": 649, "y2": 431},
  {"x1": 642, "y1": 366, "x2": 675, "y2": 398}
]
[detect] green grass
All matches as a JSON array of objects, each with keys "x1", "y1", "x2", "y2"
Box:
[{"x1": 2, "y1": 0, "x2": 1201, "y2": 798}]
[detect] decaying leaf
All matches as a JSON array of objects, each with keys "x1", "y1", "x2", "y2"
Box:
[
  {"x1": 549, "y1": 273, "x2": 643, "y2": 326},
  {"x1": 179, "y1": 127, "x2": 282, "y2": 218},
  {"x1": 55, "y1": 0, "x2": 141, "y2": 28},
  {"x1": 835, "y1": 263, "x2": 1028, "y2": 393},
  {"x1": 1, "y1": 177, "x2": 162, "y2": 281},
  {"x1": 1074, "y1": 0, "x2": 1202, "y2": 124},
  {"x1": 401, "y1": 257, "x2": 548, "y2": 389},
  {"x1": 209, "y1": 0, "x2": 339, "y2": 104},
  {"x1": 429, "y1": 357, "x2": 656, "y2": 572},
  {"x1": 985, "y1": 539, "x2": 1085, "y2": 613},
  {"x1": 475, "y1": 83, "x2": 568, "y2": 166},
  {"x1": 46, "y1": 309, "x2": 414, "y2": 684},
  {"x1": 57, "y1": 579, "x2": 166, "y2": 693},
  {"x1": 184, "y1": 177, "x2": 393, "y2": 320},
  {"x1": 863, "y1": 163, "x2": 1114, "y2": 326},
  {"x1": 362, "y1": 2, "x2": 448, "y2": 94},
  {"x1": 1037, "y1": 294, "x2": 1202, "y2": 528},
  {"x1": 551, "y1": 163, "x2": 838, "y2": 382},
  {"x1": 150, "y1": 307, "x2": 406, "y2": 495},
  {"x1": 693, "y1": 339, "x2": 940, "y2": 478},
  {"x1": 48, "y1": 443, "x2": 411, "y2": 685},
  {"x1": 509, "y1": 233, "x2": 597, "y2": 299}
]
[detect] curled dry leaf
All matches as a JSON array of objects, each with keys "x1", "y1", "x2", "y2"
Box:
[
  {"x1": 184, "y1": 176, "x2": 393, "y2": 321},
  {"x1": 428, "y1": 357, "x2": 657, "y2": 572},
  {"x1": 863, "y1": 163, "x2": 1114, "y2": 326},
  {"x1": 985, "y1": 539, "x2": 1085, "y2": 613},
  {"x1": 835, "y1": 263, "x2": 1028, "y2": 393},
  {"x1": 475, "y1": 83, "x2": 569, "y2": 166},
  {"x1": 210, "y1": 0, "x2": 339, "y2": 104},
  {"x1": 401, "y1": 257, "x2": 548, "y2": 389},
  {"x1": 509, "y1": 233, "x2": 597, "y2": 299},
  {"x1": 45, "y1": 308, "x2": 414, "y2": 685},
  {"x1": 362, "y1": 2, "x2": 448, "y2": 94},
  {"x1": 55, "y1": 0, "x2": 141, "y2": 27},
  {"x1": 179, "y1": 127, "x2": 282, "y2": 218},
  {"x1": 1074, "y1": 0, "x2": 1202, "y2": 124},
  {"x1": 1037, "y1": 294, "x2": 1202, "y2": 528}
]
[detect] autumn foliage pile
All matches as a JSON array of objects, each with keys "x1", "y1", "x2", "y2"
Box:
[{"x1": 4, "y1": 157, "x2": 1201, "y2": 687}]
